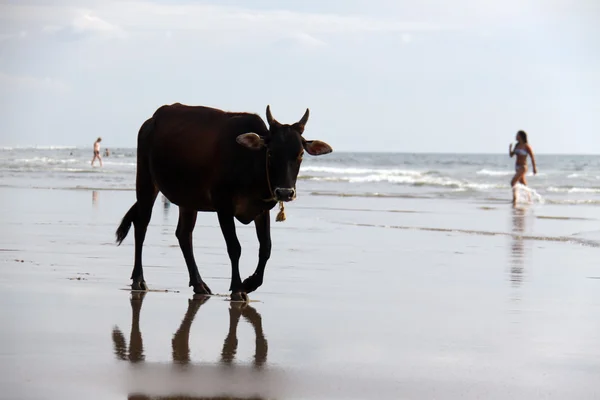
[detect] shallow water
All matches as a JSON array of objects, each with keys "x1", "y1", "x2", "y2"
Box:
[{"x1": 3, "y1": 148, "x2": 600, "y2": 206}]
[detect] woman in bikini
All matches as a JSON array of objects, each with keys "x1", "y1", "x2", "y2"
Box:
[
  {"x1": 509, "y1": 130, "x2": 537, "y2": 204},
  {"x1": 91, "y1": 137, "x2": 103, "y2": 167}
]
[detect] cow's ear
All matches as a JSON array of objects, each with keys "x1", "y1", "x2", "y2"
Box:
[
  {"x1": 303, "y1": 140, "x2": 333, "y2": 156},
  {"x1": 236, "y1": 133, "x2": 265, "y2": 150}
]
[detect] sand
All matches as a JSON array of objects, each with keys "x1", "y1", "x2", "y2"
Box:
[{"x1": 1, "y1": 187, "x2": 599, "y2": 400}]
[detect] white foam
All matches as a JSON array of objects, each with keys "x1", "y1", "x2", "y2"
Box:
[
  {"x1": 1, "y1": 145, "x2": 77, "y2": 150},
  {"x1": 514, "y1": 183, "x2": 545, "y2": 204},
  {"x1": 548, "y1": 186, "x2": 600, "y2": 194},
  {"x1": 547, "y1": 199, "x2": 600, "y2": 205},
  {"x1": 305, "y1": 173, "x2": 507, "y2": 191},
  {"x1": 301, "y1": 166, "x2": 423, "y2": 176},
  {"x1": 15, "y1": 157, "x2": 79, "y2": 164},
  {"x1": 101, "y1": 161, "x2": 137, "y2": 167},
  {"x1": 476, "y1": 169, "x2": 512, "y2": 176}
]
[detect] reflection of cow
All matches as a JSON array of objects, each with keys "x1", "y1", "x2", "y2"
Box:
[
  {"x1": 112, "y1": 293, "x2": 270, "y2": 399},
  {"x1": 112, "y1": 293, "x2": 267, "y2": 367},
  {"x1": 128, "y1": 395, "x2": 266, "y2": 400}
]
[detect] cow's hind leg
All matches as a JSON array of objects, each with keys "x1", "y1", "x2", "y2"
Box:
[
  {"x1": 242, "y1": 210, "x2": 271, "y2": 294},
  {"x1": 176, "y1": 207, "x2": 212, "y2": 295},
  {"x1": 131, "y1": 187, "x2": 158, "y2": 290},
  {"x1": 217, "y1": 211, "x2": 247, "y2": 302}
]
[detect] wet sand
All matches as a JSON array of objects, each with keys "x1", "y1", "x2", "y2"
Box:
[{"x1": 1, "y1": 187, "x2": 600, "y2": 400}]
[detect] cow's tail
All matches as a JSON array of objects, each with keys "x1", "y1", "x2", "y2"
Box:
[
  {"x1": 116, "y1": 202, "x2": 137, "y2": 245},
  {"x1": 116, "y1": 113, "x2": 158, "y2": 246}
]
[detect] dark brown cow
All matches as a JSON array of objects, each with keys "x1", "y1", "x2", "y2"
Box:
[{"x1": 115, "y1": 103, "x2": 333, "y2": 300}]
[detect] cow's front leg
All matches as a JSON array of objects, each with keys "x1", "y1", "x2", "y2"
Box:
[
  {"x1": 242, "y1": 210, "x2": 271, "y2": 294},
  {"x1": 217, "y1": 211, "x2": 247, "y2": 302}
]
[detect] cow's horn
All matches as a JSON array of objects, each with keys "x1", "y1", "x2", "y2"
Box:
[
  {"x1": 298, "y1": 108, "x2": 310, "y2": 127},
  {"x1": 266, "y1": 105, "x2": 276, "y2": 126}
]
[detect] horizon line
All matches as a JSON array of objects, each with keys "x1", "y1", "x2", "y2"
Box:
[{"x1": 1, "y1": 145, "x2": 599, "y2": 156}]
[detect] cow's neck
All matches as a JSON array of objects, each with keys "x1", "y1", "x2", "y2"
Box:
[
  {"x1": 263, "y1": 148, "x2": 275, "y2": 202},
  {"x1": 261, "y1": 149, "x2": 286, "y2": 221}
]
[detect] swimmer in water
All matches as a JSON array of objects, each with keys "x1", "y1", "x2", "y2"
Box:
[{"x1": 509, "y1": 130, "x2": 537, "y2": 205}]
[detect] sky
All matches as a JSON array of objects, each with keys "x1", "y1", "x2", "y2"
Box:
[{"x1": 0, "y1": 0, "x2": 599, "y2": 153}]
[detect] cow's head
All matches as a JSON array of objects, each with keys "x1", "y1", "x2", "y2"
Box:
[{"x1": 236, "y1": 105, "x2": 332, "y2": 202}]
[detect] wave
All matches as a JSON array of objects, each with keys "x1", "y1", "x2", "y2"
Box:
[
  {"x1": 308, "y1": 191, "x2": 600, "y2": 206},
  {"x1": 300, "y1": 165, "x2": 425, "y2": 176},
  {"x1": 300, "y1": 173, "x2": 508, "y2": 191},
  {"x1": 102, "y1": 161, "x2": 136, "y2": 167},
  {"x1": 546, "y1": 199, "x2": 600, "y2": 205},
  {"x1": 513, "y1": 183, "x2": 545, "y2": 204},
  {"x1": 14, "y1": 157, "x2": 79, "y2": 165},
  {"x1": 0, "y1": 145, "x2": 78, "y2": 151},
  {"x1": 309, "y1": 191, "x2": 431, "y2": 199},
  {"x1": 476, "y1": 169, "x2": 513, "y2": 176},
  {"x1": 3, "y1": 158, "x2": 136, "y2": 171},
  {"x1": 548, "y1": 187, "x2": 600, "y2": 194},
  {"x1": 567, "y1": 173, "x2": 600, "y2": 180}
]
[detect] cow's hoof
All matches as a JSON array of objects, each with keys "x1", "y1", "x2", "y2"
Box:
[
  {"x1": 192, "y1": 294, "x2": 211, "y2": 305},
  {"x1": 231, "y1": 291, "x2": 249, "y2": 303},
  {"x1": 130, "y1": 291, "x2": 146, "y2": 301},
  {"x1": 193, "y1": 282, "x2": 212, "y2": 295},
  {"x1": 241, "y1": 274, "x2": 262, "y2": 294},
  {"x1": 132, "y1": 281, "x2": 148, "y2": 291}
]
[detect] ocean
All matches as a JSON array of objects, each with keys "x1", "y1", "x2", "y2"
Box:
[{"x1": 2, "y1": 146, "x2": 600, "y2": 206}]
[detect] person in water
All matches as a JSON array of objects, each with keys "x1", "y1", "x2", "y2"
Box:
[
  {"x1": 509, "y1": 130, "x2": 537, "y2": 204},
  {"x1": 91, "y1": 137, "x2": 103, "y2": 167}
]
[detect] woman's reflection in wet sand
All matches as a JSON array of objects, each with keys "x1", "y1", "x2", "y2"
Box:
[
  {"x1": 112, "y1": 293, "x2": 269, "y2": 399},
  {"x1": 92, "y1": 190, "x2": 99, "y2": 208},
  {"x1": 510, "y1": 207, "x2": 528, "y2": 287}
]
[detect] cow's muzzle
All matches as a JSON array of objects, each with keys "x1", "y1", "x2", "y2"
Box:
[{"x1": 274, "y1": 188, "x2": 296, "y2": 202}]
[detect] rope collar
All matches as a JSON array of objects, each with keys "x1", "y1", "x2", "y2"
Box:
[{"x1": 263, "y1": 149, "x2": 286, "y2": 222}]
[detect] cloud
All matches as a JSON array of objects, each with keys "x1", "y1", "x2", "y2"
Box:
[
  {"x1": 0, "y1": 3, "x2": 126, "y2": 41},
  {"x1": 0, "y1": 1, "x2": 452, "y2": 44},
  {"x1": 0, "y1": 71, "x2": 70, "y2": 93},
  {"x1": 289, "y1": 32, "x2": 327, "y2": 48},
  {"x1": 71, "y1": 12, "x2": 126, "y2": 37},
  {"x1": 0, "y1": 30, "x2": 27, "y2": 42},
  {"x1": 106, "y1": 2, "x2": 450, "y2": 35},
  {"x1": 2, "y1": 0, "x2": 594, "y2": 44},
  {"x1": 41, "y1": 25, "x2": 63, "y2": 34}
]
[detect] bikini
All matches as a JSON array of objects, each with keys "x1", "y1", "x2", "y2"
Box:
[
  {"x1": 514, "y1": 148, "x2": 527, "y2": 156},
  {"x1": 514, "y1": 148, "x2": 527, "y2": 172}
]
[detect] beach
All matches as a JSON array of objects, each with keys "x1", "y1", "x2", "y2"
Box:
[
  {"x1": 1, "y1": 181, "x2": 600, "y2": 400},
  {"x1": 3, "y1": 0, "x2": 599, "y2": 396}
]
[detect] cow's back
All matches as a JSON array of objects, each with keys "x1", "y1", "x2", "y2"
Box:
[{"x1": 144, "y1": 103, "x2": 269, "y2": 210}]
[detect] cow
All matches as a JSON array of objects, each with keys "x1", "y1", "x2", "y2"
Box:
[{"x1": 115, "y1": 103, "x2": 333, "y2": 301}]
